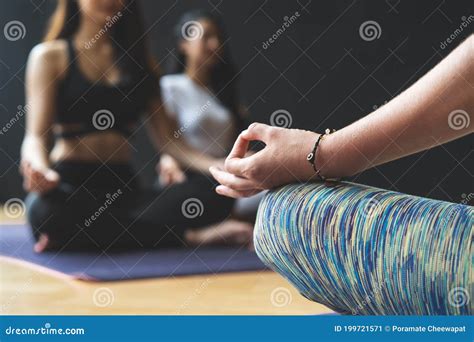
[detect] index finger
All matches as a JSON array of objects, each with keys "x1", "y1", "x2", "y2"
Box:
[
  {"x1": 227, "y1": 131, "x2": 250, "y2": 160},
  {"x1": 225, "y1": 134, "x2": 251, "y2": 176}
]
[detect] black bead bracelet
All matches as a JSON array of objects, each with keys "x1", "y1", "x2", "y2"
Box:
[{"x1": 306, "y1": 128, "x2": 336, "y2": 181}]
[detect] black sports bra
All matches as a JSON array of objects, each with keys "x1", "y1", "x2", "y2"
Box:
[{"x1": 54, "y1": 39, "x2": 154, "y2": 138}]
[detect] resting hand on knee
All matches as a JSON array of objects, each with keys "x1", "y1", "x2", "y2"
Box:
[
  {"x1": 20, "y1": 160, "x2": 60, "y2": 194},
  {"x1": 157, "y1": 154, "x2": 187, "y2": 187}
]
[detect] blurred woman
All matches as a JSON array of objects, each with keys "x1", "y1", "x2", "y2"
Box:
[
  {"x1": 158, "y1": 10, "x2": 264, "y2": 231},
  {"x1": 22, "y1": 0, "x2": 252, "y2": 252}
]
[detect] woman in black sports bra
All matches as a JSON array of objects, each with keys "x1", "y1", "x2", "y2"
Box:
[{"x1": 21, "y1": 0, "x2": 253, "y2": 252}]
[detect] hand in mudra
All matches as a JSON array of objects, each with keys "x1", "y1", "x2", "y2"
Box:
[{"x1": 210, "y1": 123, "x2": 319, "y2": 198}]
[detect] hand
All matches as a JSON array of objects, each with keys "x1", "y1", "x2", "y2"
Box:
[
  {"x1": 212, "y1": 158, "x2": 226, "y2": 170},
  {"x1": 20, "y1": 160, "x2": 60, "y2": 193},
  {"x1": 210, "y1": 123, "x2": 320, "y2": 198},
  {"x1": 157, "y1": 154, "x2": 186, "y2": 187}
]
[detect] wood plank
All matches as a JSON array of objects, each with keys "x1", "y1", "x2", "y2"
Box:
[
  {"x1": 0, "y1": 209, "x2": 332, "y2": 315},
  {"x1": 0, "y1": 258, "x2": 331, "y2": 315}
]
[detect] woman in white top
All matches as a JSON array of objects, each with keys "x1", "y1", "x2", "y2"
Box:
[{"x1": 158, "y1": 10, "x2": 263, "y2": 245}]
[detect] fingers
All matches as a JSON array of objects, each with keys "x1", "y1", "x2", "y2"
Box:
[
  {"x1": 160, "y1": 171, "x2": 172, "y2": 187},
  {"x1": 171, "y1": 170, "x2": 186, "y2": 184},
  {"x1": 225, "y1": 123, "x2": 272, "y2": 176},
  {"x1": 240, "y1": 122, "x2": 271, "y2": 142},
  {"x1": 24, "y1": 166, "x2": 42, "y2": 192},
  {"x1": 158, "y1": 153, "x2": 186, "y2": 185},
  {"x1": 215, "y1": 185, "x2": 261, "y2": 198},
  {"x1": 22, "y1": 164, "x2": 60, "y2": 193},
  {"x1": 159, "y1": 163, "x2": 186, "y2": 186},
  {"x1": 31, "y1": 171, "x2": 57, "y2": 193},
  {"x1": 44, "y1": 169, "x2": 60, "y2": 183},
  {"x1": 225, "y1": 135, "x2": 253, "y2": 176},
  {"x1": 227, "y1": 123, "x2": 271, "y2": 161},
  {"x1": 209, "y1": 166, "x2": 257, "y2": 191},
  {"x1": 210, "y1": 163, "x2": 262, "y2": 199},
  {"x1": 227, "y1": 133, "x2": 250, "y2": 161}
]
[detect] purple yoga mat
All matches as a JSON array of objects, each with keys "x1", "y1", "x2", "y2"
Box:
[{"x1": 0, "y1": 225, "x2": 266, "y2": 281}]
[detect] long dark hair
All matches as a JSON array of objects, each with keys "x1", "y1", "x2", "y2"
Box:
[
  {"x1": 169, "y1": 10, "x2": 243, "y2": 127},
  {"x1": 44, "y1": 0, "x2": 158, "y2": 93}
]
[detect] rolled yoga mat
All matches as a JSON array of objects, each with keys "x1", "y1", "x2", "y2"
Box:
[
  {"x1": 254, "y1": 181, "x2": 473, "y2": 315},
  {"x1": 0, "y1": 225, "x2": 266, "y2": 281}
]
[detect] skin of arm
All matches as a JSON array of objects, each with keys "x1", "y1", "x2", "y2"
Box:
[
  {"x1": 210, "y1": 35, "x2": 473, "y2": 198},
  {"x1": 156, "y1": 106, "x2": 254, "y2": 186},
  {"x1": 320, "y1": 33, "x2": 473, "y2": 178},
  {"x1": 145, "y1": 98, "x2": 225, "y2": 174},
  {"x1": 20, "y1": 42, "x2": 65, "y2": 193}
]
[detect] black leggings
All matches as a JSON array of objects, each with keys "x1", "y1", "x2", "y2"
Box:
[{"x1": 25, "y1": 161, "x2": 234, "y2": 251}]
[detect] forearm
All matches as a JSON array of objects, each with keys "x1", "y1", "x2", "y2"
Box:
[
  {"x1": 318, "y1": 35, "x2": 473, "y2": 178},
  {"x1": 146, "y1": 108, "x2": 220, "y2": 173},
  {"x1": 21, "y1": 135, "x2": 51, "y2": 169},
  {"x1": 161, "y1": 140, "x2": 221, "y2": 173}
]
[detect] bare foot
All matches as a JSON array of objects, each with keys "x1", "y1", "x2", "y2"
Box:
[
  {"x1": 185, "y1": 219, "x2": 254, "y2": 247},
  {"x1": 34, "y1": 233, "x2": 52, "y2": 253}
]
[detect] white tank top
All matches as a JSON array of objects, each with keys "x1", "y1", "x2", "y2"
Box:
[{"x1": 160, "y1": 74, "x2": 236, "y2": 158}]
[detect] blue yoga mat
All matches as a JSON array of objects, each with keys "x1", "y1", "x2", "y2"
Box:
[{"x1": 0, "y1": 225, "x2": 266, "y2": 281}]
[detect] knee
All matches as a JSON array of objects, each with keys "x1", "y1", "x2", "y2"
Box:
[
  {"x1": 253, "y1": 184, "x2": 309, "y2": 270},
  {"x1": 253, "y1": 189, "x2": 279, "y2": 266}
]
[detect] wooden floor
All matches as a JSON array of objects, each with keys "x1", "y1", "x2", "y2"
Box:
[{"x1": 0, "y1": 211, "x2": 331, "y2": 315}]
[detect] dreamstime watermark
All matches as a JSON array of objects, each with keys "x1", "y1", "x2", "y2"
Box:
[
  {"x1": 181, "y1": 198, "x2": 204, "y2": 219},
  {"x1": 3, "y1": 20, "x2": 26, "y2": 41},
  {"x1": 84, "y1": 189, "x2": 122, "y2": 227},
  {"x1": 0, "y1": 104, "x2": 29, "y2": 136},
  {"x1": 270, "y1": 287, "x2": 292, "y2": 307},
  {"x1": 92, "y1": 109, "x2": 115, "y2": 130},
  {"x1": 351, "y1": 281, "x2": 386, "y2": 315},
  {"x1": 351, "y1": 254, "x2": 416, "y2": 315},
  {"x1": 460, "y1": 193, "x2": 473, "y2": 205},
  {"x1": 262, "y1": 11, "x2": 301, "y2": 49},
  {"x1": 270, "y1": 109, "x2": 293, "y2": 128},
  {"x1": 440, "y1": 204, "x2": 465, "y2": 226},
  {"x1": 372, "y1": 100, "x2": 388, "y2": 111},
  {"x1": 181, "y1": 21, "x2": 204, "y2": 41},
  {"x1": 5, "y1": 323, "x2": 85, "y2": 336},
  {"x1": 176, "y1": 278, "x2": 213, "y2": 314},
  {"x1": 440, "y1": 15, "x2": 474, "y2": 50},
  {"x1": 448, "y1": 287, "x2": 470, "y2": 308},
  {"x1": 3, "y1": 198, "x2": 26, "y2": 219},
  {"x1": 448, "y1": 109, "x2": 470, "y2": 130},
  {"x1": 438, "y1": 192, "x2": 472, "y2": 224},
  {"x1": 359, "y1": 20, "x2": 382, "y2": 41},
  {"x1": 173, "y1": 100, "x2": 211, "y2": 138},
  {"x1": 84, "y1": 12, "x2": 123, "y2": 49},
  {"x1": 92, "y1": 287, "x2": 114, "y2": 307}
]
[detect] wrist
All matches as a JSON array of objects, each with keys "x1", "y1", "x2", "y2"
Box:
[
  {"x1": 298, "y1": 130, "x2": 321, "y2": 181},
  {"x1": 314, "y1": 131, "x2": 333, "y2": 178},
  {"x1": 301, "y1": 129, "x2": 338, "y2": 181},
  {"x1": 21, "y1": 155, "x2": 50, "y2": 170}
]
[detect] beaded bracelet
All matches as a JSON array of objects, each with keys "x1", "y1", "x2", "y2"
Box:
[{"x1": 306, "y1": 128, "x2": 336, "y2": 181}]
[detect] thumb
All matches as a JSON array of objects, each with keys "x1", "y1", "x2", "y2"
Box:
[
  {"x1": 227, "y1": 123, "x2": 270, "y2": 161},
  {"x1": 224, "y1": 123, "x2": 270, "y2": 176},
  {"x1": 44, "y1": 169, "x2": 60, "y2": 183}
]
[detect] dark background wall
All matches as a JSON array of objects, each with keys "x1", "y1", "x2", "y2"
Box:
[{"x1": 1, "y1": 0, "x2": 472, "y2": 204}]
